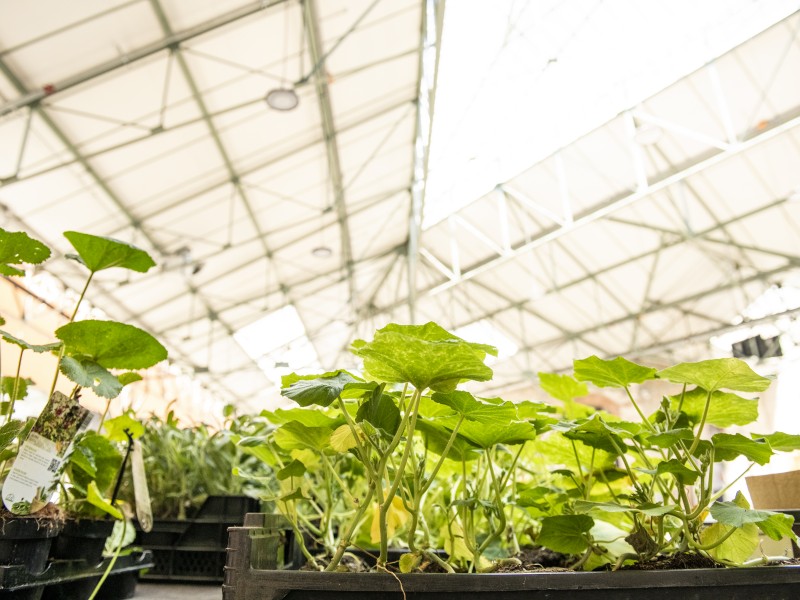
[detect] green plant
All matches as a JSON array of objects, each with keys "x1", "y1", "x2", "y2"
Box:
[
  {"x1": 536, "y1": 356, "x2": 800, "y2": 569},
  {"x1": 127, "y1": 408, "x2": 271, "y2": 520},
  {"x1": 241, "y1": 321, "x2": 799, "y2": 574},
  {"x1": 0, "y1": 226, "x2": 167, "y2": 518}
]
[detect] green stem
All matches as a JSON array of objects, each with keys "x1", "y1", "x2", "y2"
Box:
[
  {"x1": 7, "y1": 348, "x2": 25, "y2": 421},
  {"x1": 625, "y1": 386, "x2": 655, "y2": 433},
  {"x1": 477, "y1": 450, "x2": 507, "y2": 556},
  {"x1": 335, "y1": 396, "x2": 376, "y2": 481},
  {"x1": 325, "y1": 485, "x2": 375, "y2": 571},
  {"x1": 421, "y1": 414, "x2": 464, "y2": 494},
  {"x1": 689, "y1": 523, "x2": 738, "y2": 551},
  {"x1": 378, "y1": 388, "x2": 422, "y2": 566},
  {"x1": 88, "y1": 519, "x2": 125, "y2": 600},
  {"x1": 688, "y1": 389, "x2": 713, "y2": 456}
]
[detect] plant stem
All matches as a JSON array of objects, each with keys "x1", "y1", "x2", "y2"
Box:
[
  {"x1": 625, "y1": 386, "x2": 655, "y2": 433},
  {"x1": 326, "y1": 485, "x2": 375, "y2": 571},
  {"x1": 688, "y1": 389, "x2": 713, "y2": 456},
  {"x1": 421, "y1": 414, "x2": 464, "y2": 495}
]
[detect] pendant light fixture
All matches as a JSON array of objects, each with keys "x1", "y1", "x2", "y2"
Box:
[{"x1": 265, "y1": 1, "x2": 301, "y2": 111}]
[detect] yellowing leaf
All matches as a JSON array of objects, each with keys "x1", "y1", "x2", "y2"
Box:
[
  {"x1": 440, "y1": 520, "x2": 472, "y2": 562},
  {"x1": 330, "y1": 424, "x2": 357, "y2": 453},
  {"x1": 370, "y1": 496, "x2": 410, "y2": 543},
  {"x1": 290, "y1": 448, "x2": 320, "y2": 468}
]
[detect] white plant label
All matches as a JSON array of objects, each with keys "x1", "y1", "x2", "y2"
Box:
[{"x1": 2, "y1": 391, "x2": 93, "y2": 514}]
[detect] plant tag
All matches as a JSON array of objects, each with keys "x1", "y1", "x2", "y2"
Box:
[
  {"x1": 2, "y1": 391, "x2": 93, "y2": 515},
  {"x1": 131, "y1": 438, "x2": 153, "y2": 531}
]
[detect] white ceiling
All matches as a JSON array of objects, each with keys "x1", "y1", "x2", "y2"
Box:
[{"x1": 1, "y1": 0, "x2": 799, "y2": 412}]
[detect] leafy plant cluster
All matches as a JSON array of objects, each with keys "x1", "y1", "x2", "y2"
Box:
[
  {"x1": 0, "y1": 226, "x2": 168, "y2": 519},
  {"x1": 119, "y1": 408, "x2": 273, "y2": 520},
  {"x1": 237, "y1": 322, "x2": 800, "y2": 573}
]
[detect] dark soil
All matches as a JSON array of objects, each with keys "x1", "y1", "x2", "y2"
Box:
[
  {"x1": 617, "y1": 552, "x2": 722, "y2": 570},
  {"x1": 494, "y1": 546, "x2": 573, "y2": 573}
]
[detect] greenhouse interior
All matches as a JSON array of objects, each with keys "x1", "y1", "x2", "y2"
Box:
[{"x1": 1, "y1": 1, "x2": 800, "y2": 598}]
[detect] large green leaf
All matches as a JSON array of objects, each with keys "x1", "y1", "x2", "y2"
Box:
[
  {"x1": 573, "y1": 356, "x2": 656, "y2": 388},
  {"x1": 756, "y1": 432, "x2": 800, "y2": 452},
  {"x1": 417, "y1": 419, "x2": 480, "y2": 461},
  {"x1": 59, "y1": 356, "x2": 124, "y2": 399},
  {"x1": 350, "y1": 322, "x2": 495, "y2": 392},
  {"x1": 537, "y1": 514, "x2": 594, "y2": 554},
  {"x1": 455, "y1": 419, "x2": 539, "y2": 448},
  {"x1": 538, "y1": 372, "x2": 588, "y2": 402},
  {"x1": 63, "y1": 231, "x2": 155, "y2": 273},
  {"x1": 0, "y1": 331, "x2": 60, "y2": 353},
  {"x1": 262, "y1": 407, "x2": 340, "y2": 429},
  {"x1": 646, "y1": 428, "x2": 693, "y2": 449},
  {"x1": 670, "y1": 387, "x2": 758, "y2": 427},
  {"x1": 757, "y1": 513, "x2": 798, "y2": 543},
  {"x1": 655, "y1": 459, "x2": 700, "y2": 485},
  {"x1": 280, "y1": 371, "x2": 358, "y2": 407},
  {"x1": 356, "y1": 391, "x2": 400, "y2": 435},
  {"x1": 702, "y1": 521, "x2": 758, "y2": 564},
  {"x1": 0, "y1": 228, "x2": 51, "y2": 276},
  {"x1": 430, "y1": 391, "x2": 517, "y2": 426},
  {"x1": 70, "y1": 431, "x2": 123, "y2": 494},
  {"x1": 658, "y1": 358, "x2": 770, "y2": 393},
  {"x1": 558, "y1": 415, "x2": 629, "y2": 455},
  {"x1": 702, "y1": 492, "x2": 759, "y2": 564},
  {"x1": 277, "y1": 459, "x2": 307, "y2": 480},
  {"x1": 712, "y1": 433, "x2": 773, "y2": 465},
  {"x1": 273, "y1": 421, "x2": 332, "y2": 452},
  {"x1": 56, "y1": 320, "x2": 167, "y2": 370}
]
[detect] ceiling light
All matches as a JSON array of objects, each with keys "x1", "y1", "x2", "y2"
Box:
[
  {"x1": 265, "y1": 88, "x2": 299, "y2": 111},
  {"x1": 787, "y1": 187, "x2": 800, "y2": 202},
  {"x1": 633, "y1": 123, "x2": 663, "y2": 146},
  {"x1": 311, "y1": 245, "x2": 332, "y2": 258}
]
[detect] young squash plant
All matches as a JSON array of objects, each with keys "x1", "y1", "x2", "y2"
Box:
[
  {"x1": 0, "y1": 226, "x2": 167, "y2": 518},
  {"x1": 539, "y1": 356, "x2": 800, "y2": 569},
  {"x1": 262, "y1": 322, "x2": 561, "y2": 573}
]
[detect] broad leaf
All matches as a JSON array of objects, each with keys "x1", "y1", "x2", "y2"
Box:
[
  {"x1": 103, "y1": 414, "x2": 145, "y2": 441},
  {"x1": 57, "y1": 320, "x2": 167, "y2": 370},
  {"x1": 356, "y1": 391, "x2": 400, "y2": 435},
  {"x1": 712, "y1": 433, "x2": 773, "y2": 465},
  {"x1": 417, "y1": 419, "x2": 480, "y2": 461},
  {"x1": 559, "y1": 415, "x2": 628, "y2": 455},
  {"x1": 0, "y1": 420, "x2": 25, "y2": 453},
  {"x1": 59, "y1": 356, "x2": 123, "y2": 399},
  {"x1": 538, "y1": 372, "x2": 588, "y2": 402},
  {"x1": 0, "y1": 331, "x2": 60, "y2": 353},
  {"x1": 756, "y1": 513, "x2": 798, "y2": 543},
  {"x1": 0, "y1": 228, "x2": 51, "y2": 276},
  {"x1": 262, "y1": 408, "x2": 340, "y2": 429},
  {"x1": 86, "y1": 481, "x2": 123, "y2": 520},
  {"x1": 277, "y1": 459, "x2": 306, "y2": 480},
  {"x1": 658, "y1": 358, "x2": 770, "y2": 393},
  {"x1": 350, "y1": 322, "x2": 495, "y2": 392},
  {"x1": 281, "y1": 371, "x2": 358, "y2": 407},
  {"x1": 647, "y1": 428, "x2": 693, "y2": 448},
  {"x1": 399, "y1": 552, "x2": 422, "y2": 573},
  {"x1": 118, "y1": 373, "x2": 143, "y2": 386},
  {"x1": 63, "y1": 231, "x2": 155, "y2": 273},
  {"x1": 455, "y1": 419, "x2": 539, "y2": 448},
  {"x1": 1, "y1": 376, "x2": 34, "y2": 402},
  {"x1": 655, "y1": 459, "x2": 700, "y2": 485},
  {"x1": 702, "y1": 492, "x2": 759, "y2": 564},
  {"x1": 70, "y1": 432, "x2": 123, "y2": 493},
  {"x1": 711, "y1": 494, "x2": 778, "y2": 528},
  {"x1": 329, "y1": 424, "x2": 358, "y2": 453},
  {"x1": 670, "y1": 387, "x2": 758, "y2": 427},
  {"x1": 430, "y1": 391, "x2": 517, "y2": 426},
  {"x1": 756, "y1": 432, "x2": 800, "y2": 452},
  {"x1": 273, "y1": 421, "x2": 332, "y2": 452},
  {"x1": 537, "y1": 514, "x2": 594, "y2": 554},
  {"x1": 573, "y1": 356, "x2": 656, "y2": 388}
]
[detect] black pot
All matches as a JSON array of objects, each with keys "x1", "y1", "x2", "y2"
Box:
[
  {"x1": 221, "y1": 565, "x2": 800, "y2": 600},
  {"x1": 0, "y1": 517, "x2": 62, "y2": 575},
  {"x1": 49, "y1": 519, "x2": 115, "y2": 565}
]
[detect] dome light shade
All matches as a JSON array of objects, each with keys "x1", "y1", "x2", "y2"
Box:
[
  {"x1": 311, "y1": 245, "x2": 332, "y2": 258},
  {"x1": 265, "y1": 88, "x2": 299, "y2": 111}
]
